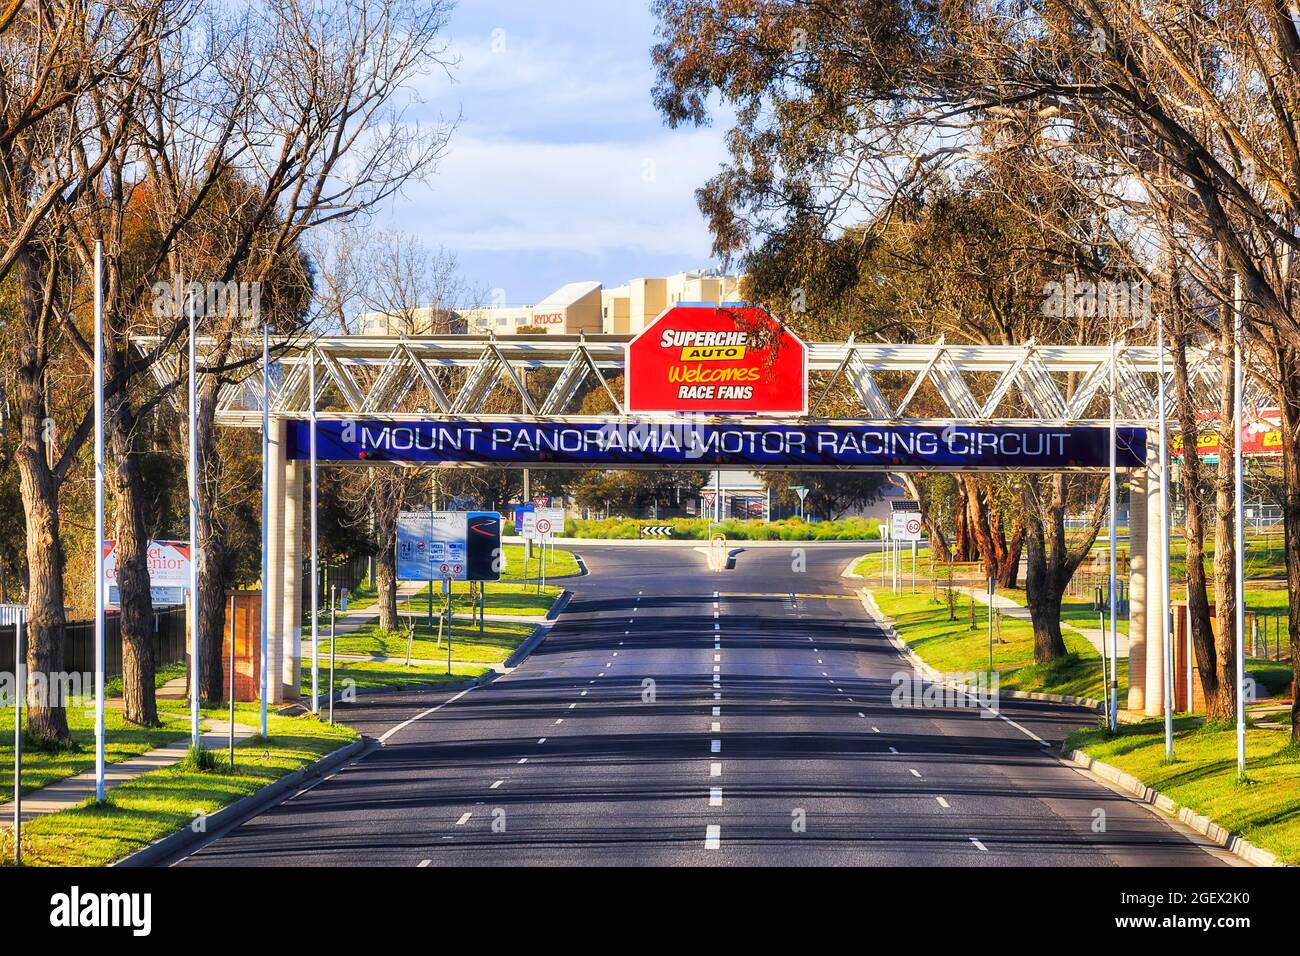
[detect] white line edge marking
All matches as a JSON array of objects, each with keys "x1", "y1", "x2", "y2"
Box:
[{"x1": 379, "y1": 687, "x2": 474, "y2": 744}]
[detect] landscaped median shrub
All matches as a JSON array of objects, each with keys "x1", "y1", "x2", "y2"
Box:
[{"x1": 541, "y1": 516, "x2": 882, "y2": 540}]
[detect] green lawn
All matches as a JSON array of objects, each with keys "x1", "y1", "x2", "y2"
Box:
[
  {"x1": 302, "y1": 659, "x2": 490, "y2": 695},
  {"x1": 0, "y1": 698, "x2": 189, "y2": 799},
  {"x1": 2, "y1": 701, "x2": 357, "y2": 867},
  {"x1": 1067, "y1": 718, "x2": 1300, "y2": 865},
  {"x1": 321, "y1": 618, "x2": 536, "y2": 665},
  {"x1": 872, "y1": 589, "x2": 1125, "y2": 702},
  {"x1": 401, "y1": 579, "x2": 562, "y2": 617},
  {"x1": 497, "y1": 543, "x2": 580, "y2": 580}
]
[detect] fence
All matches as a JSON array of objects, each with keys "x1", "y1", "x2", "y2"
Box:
[
  {"x1": 0, "y1": 606, "x2": 187, "y2": 679},
  {"x1": 302, "y1": 554, "x2": 372, "y2": 608}
]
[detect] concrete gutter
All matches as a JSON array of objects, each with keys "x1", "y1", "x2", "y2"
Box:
[
  {"x1": 1061, "y1": 747, "x2": 1285, "y2": 867},
  {"x1": 857, "y1": 588, "x2": 1279, "y2": 868}
]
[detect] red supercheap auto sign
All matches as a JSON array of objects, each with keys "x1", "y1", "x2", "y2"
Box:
[{"x1": 625, "y1": 304, "x2": 807, "y2": 414}]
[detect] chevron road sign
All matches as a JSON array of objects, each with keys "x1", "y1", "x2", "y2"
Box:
[{"x1": 640, "y1": 525, "x2": 673, "y2": 537}]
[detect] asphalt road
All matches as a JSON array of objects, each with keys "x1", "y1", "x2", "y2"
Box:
[{"x1": 178, "y1": 544, "x2": 1232, "y2": 867}]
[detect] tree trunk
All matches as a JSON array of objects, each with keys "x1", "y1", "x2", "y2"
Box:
[
  {"x1": 1172, "y1": 326, "x2": 1226, "y2": 717},
  {"x1": 1274, "y1": 345, "x2": 1300, "y2": 742},
  {"x1": 374, "y1": 480, "x2": 400, "y2": 632},
  {"x1": 16, "y1": 387, "x2": 70, "y2": 740},
  {"x1": 107, "y1": 398, "x2": 159, "y2": 727},
  {"x1": 1023, "y1": 506, "x2": 1067, "y2": 661},
  {"x1": 194, "y1": 372, "x2": 229, "y2": 702},
  {"x1": 961, "y1": 475, "x2": 998, "y2": 581},
  {"x1": 1210, "y1": 323, "x2": 1238, "y2": 721}
]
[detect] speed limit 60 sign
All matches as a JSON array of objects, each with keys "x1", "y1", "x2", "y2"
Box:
[{"x1": 891, "y1": 512, "x2": 923, "y2": 542}]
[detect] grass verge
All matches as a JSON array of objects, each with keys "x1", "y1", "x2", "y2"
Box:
[
  {"x1": 401, "y1": 579, "x2": 562, "y2": 617},
  {"x1": 319, "y1": 618, "x2": 535, "y2": 665},
  {"x1": 871, "y1": 589, "x2": 1125, "y2": 702},
  {"x1": 303, "y1": 659, "x2": 491, "y2": 694},
  {"x1": 1066, "y1": 717, "x2": 1300, "y2": 865},
  {"x1": 1, "y1": 701, "x2": 356, "y2": 867}
]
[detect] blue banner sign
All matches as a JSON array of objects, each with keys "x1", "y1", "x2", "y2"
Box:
[{"x1": 289, "y1": 420, "x2": 1145, "y2": 470}]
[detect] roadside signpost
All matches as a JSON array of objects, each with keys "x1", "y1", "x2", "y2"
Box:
[{"x1": 790, "y1": 484, "x2": 808, "y2": 520}]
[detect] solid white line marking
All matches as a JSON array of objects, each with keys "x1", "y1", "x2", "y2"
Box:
[
  {"x1": 710, "y1": 762, "x2": 722, "y2": 776},
  {"x1": 456, "y1": 812, "x2": 472, "y2": 825},
  {"x1": 710, "y1": 739, "x2": 721, "y2": 753},
  {"x1": 936, "y1": 796, "x2": 950, "y2": 808},
  {"x1": 705, "y1": 825, "x2": 720, "y2": 849},
  {"x1": 490, "y1": 780, "x2": 503, "y2": 789},
  {"x1": 379, "y1": 687, "x2": 474, "y2": 743},
  {"x1": 970, "y1": 837, "x2": 988, "y2": 852},
  {"x1": 709, "y1": 787, "x2": 722, "y2": 807}
]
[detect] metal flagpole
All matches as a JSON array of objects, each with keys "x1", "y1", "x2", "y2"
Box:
[
  {"x1": 13, "y1": 610, "x2": 22, "y2": 863},
  {"x1": 1108, "y1": 336, "x2": 1119, "y2": 732},
  {"x1": 309, "y1": 360, "x2": 319, "y2": 715},
  {"x1": 93, "y1": 240, "x2": 106, "y2": 802},
  {"x1": 1233, "y1": 274, "x2": 1247, "y2": 779},
  {"x1": 259, "y1": 322, "x2": 270, "y2": 738},
  {"x1": 1157, "y1": 315, "x2": 1174, "y2": 760},
  {"x1": 188, "y1": 290, "x2": 200, "y2": 749}
]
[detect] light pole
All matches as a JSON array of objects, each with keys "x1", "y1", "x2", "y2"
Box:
[
  {"x1": 1107, "y1": 335, "x2": 1119, "y2": 732},
  {"x1": 93, "y1": 240, "x2": 106, "y2": 802},
  {"x1": 259, "y1": 322, "x2": 270, "y2": 738},
  {"x1": 309, "y1": 359, "x2": 319, "y2": 715},
  {"x1": 1233, "y1": 274, "x2": 1246, "y2": 780},
  {"x1": 1157, "y1": 312, "x2": 1174, "y2": 762},
  {"x1": 187, "y1": 289, "x2": 200, "y2": 750}
]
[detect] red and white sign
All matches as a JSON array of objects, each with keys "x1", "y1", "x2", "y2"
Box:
[
  {"x1": 700, "y1": 490, "x2": 717, "y2": 505},
  {"x1": 103, "y1": 539, "x2": 192, "y2": 587},
  {"x1": 625, "y1": 304, "x2": 807, "y2": 414},
  {"x1": 891, "y1": 514, "x2": 923, "y2": 542}
]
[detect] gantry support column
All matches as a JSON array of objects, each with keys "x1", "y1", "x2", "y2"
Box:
[
  {"x1": 1126, "y1": 464, "x2": 1149, "y2": 713},
  {"x1": 1143, "y1": 451, "x2": 1167, "y2": 717},
  {"x1": 280, "y1": 460, "x2": 303, "y2": 700},
  {"x1": 265, "y1": 417, "x2": 287, "y2": 704}
]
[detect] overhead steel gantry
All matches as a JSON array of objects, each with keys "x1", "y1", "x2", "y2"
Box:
[
  {"x1": 132, "y1": 330, "x2": 1266, "y2": 716},
  {"x1": 138, "y1": 332, "x2": 1263, "y2": 428}
]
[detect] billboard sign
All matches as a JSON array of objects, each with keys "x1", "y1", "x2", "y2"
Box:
[
  {"x1": 104, "y1": 540, "x2": 191, "y2": 607},
  {"x1": 625, "y1": 304, "x2": 807, "y2": 415},
  {"x1": 397, "y1": 511, "x2": 501, "y2": 582}
]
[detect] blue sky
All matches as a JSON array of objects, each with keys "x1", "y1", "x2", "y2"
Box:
[{"x1": 383, "y1": 0, "x2": 733, "y2": 305}]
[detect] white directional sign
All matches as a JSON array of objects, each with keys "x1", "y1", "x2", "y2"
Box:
[{"x1": 891, "y1": 512, "x2": 924, "y2": 542}]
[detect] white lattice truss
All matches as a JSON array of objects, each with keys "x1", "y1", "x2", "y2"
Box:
[{"x1": 135, "y1": 332, "x2": 1268, "y2": 429}]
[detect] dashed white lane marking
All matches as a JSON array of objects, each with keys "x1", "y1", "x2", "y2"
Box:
[
  {"x1": 518, "y1": 757, "x2": 528, "y2": 764},
  {"x1": 417, "y1": 859, "x2": 431, "y2": 867},
  {"x1": 872, "y1": 726, "x2": 881, "y2": 733},
  {"x1": 713, "y1": 665, "x2": 721, "y2": 673},
  {"x1": 857, "y1": 712, "x2": 865, "y2": 718},
  {"x1": 537, "y1": 737, "x2": 547, "y2": 744},
  {"x1": 710, "y1": 739, "x2": 721, "y2": 753},
  {"x1": 936, "y1": 796, "x2": 950, "y2": 808},
  {"x1": 710, "y1": 762, "x2": 722, "y2": 776},
  {"x1": 709, "y1": 787, "x2": 723, "y2": 807},
  {"x1": 628, "y1": 619, "x2": 634, "y2": 624},
  {"x1": 970, "y1": 837, "x2": 988, "y2": 852},
  {"x1": 624, "y1": 631, "x2": 629, "y2": 636},
  {"x1": 888, "y1": 746, "x2": 898, "y2": 753},
  {"x1": 580, "y1": 690, "x2": 588, "y2": 696},
  {"x1": 713, "y1": 692, "x2": 721, "y2": 699},
  {"x1": 714, "y1": 623, "x2": 720, "y2": 630},
  {"x1": 908, "y1": 769, "x2": 921, "y2": 778},
  {"x1": 554, "y1": 719, "x2": 563, "y2": 725},
  {"x1": 612, "y1": 652, "x2": 619, "y2": 657},
  {"x1": 836, "y1": 688, "x2": 844, "y2": 693},
  {"x1": 817, "y1": 659, "x2": 823, "y2": 664},
  {"x1": 821, "y1": 672, "x2": 828, "y2": 677},
  {"x1": 711, "y1": 722, "x2": 720, "y2": 732},
  {"x1": 456, "y1": 812, "x2": 472, "y2": 825},
  {"x1": 705, "y1": 825, "x2": 721, "y2": 850},
  {"x1": 569, "y1": 703, "x2": 577, "y2": 710},
  {"x1": 714, "y1": 654, "x2": 721, "y2": 662},
  {"x1": 712, "y1": 706, "x2": 721, "y2": 716},
  {"x1": 490, "y1": 780, "x2": 504, "y2": 789}
]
